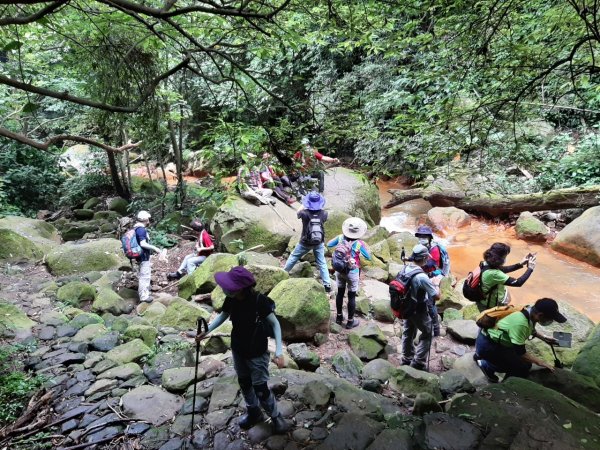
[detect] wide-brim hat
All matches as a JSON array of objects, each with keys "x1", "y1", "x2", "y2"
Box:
[
  {"x1": 342, "y1": 217, "x2": 368, "y2": 239},
  {"x1": 302, "y1": 192, "x2": 326, "y2": 210},
  {"x1": 214, "y1": 266, "x2": 256, "y2": 292},
  {"x1": 535, "y1": 298, "x2": 567, "y2": 323}
]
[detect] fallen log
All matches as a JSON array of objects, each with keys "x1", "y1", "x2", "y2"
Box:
[{"x1": 385, "y1": 185, "x2": 600, "y2": 216}]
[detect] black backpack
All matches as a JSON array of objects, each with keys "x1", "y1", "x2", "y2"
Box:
[
  {"x1": 389, "y1": 266, "x2": 425, "y2": 319},
  {"x1": 305, "y1": 211, "x2": 324, "y2": 246}
]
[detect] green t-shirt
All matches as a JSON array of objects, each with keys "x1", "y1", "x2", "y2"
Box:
[
  {"x1": 486, "y1": 310, "x2": 534, "y2": 347},
  {"x1": 481, "y1": 267, "x2": 509, "y2": 307}
]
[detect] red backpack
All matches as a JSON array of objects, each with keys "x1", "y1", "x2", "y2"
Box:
[
  {"x1": 389, "y1": 266, "x2": 425, "y2": 319},
  {"x1": 121, "y1": 229, "x2": 142, "y2": 259}
]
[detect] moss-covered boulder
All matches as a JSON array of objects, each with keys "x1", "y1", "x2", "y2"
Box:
[
  {"x1": 92, "y1": 288, "x2": 131, "y2": 316},
  {"x1": 211, "y1": 263, "x2": 289, "y2": 311},
  {"x1": 69, "y1": 312, "x2": 104, "y2": 329},
  {"x1": 268, "y1": 278, "x2": 330, "y2": 340},
  {"x1": 0, "y1": 301, "x2": 35, "y2": 338},
  {"x1": 363, "y1": 226, "x2": 391, "y2": 246},
  {"x1": 139, "y1": 180, "x2": 163, "y2": 196},
  {"x1": 572, "y1": 322, "x2": 600, "y2": 385},
  {"x1": 389, "y1": 366, "x2": 442, "y2": 400},
  {"x1": 124, "y1": 324, "x2": 158, "y2": 347},
  {"x1": 448, "y1": 377, "x2": 600, "y2": 449},
  {"x1": 72, "y1": 323, "x2": 109, "y2": 343},
  {"x1": 178, "y1": 253, "x2": 238, "y2": 299},
  {"x1": 158, "y1": 299, "x2": 211, "y2": 331},
  {"x1": 212, "y1": 196, "x2": 298, "y2": 255},
  {"x1": 527, "y1": 301, "x2": 594, "y2": 368},
  {"x1": 93, "y1": 211, "x2": 120, "y2": 221},
  {"x1": 56, "y1": 281, "x2": 96, "y2": 306},
  {"x1": 106, "y1": 339, "x2": 151, "y2": 364},
  {"x1": 323, "y1": 210, "x2": 352, "y2": 246},
  {"x1": 83, "y1": 197, "x2": 101, "y2": 210},
  {"x1": 331, "y1": 349, "x2": 364, "y2": 381},
  {"x1": 0, "y1": 216, "x2": 60, "y2": 261},
  {"x1": 108, "y1": 197, "x2": 129, "y2": 216},
  {"x1": 552, "y1": 206, "x2": 600, "y2": 267},
  {"x1": 142, "y1": 302, "x2": 167, "y2": 324},
  {"x1": 61, "y1": 222, "x2": 100, "y2": 241},
  {"x1": 73, "y1": 209, "x2": 95, "y2": 220},
  {"x1": 348, "y1": 323, "x2": 387, "y2": 361},
  {"x1": 370, "y1": 239, "x2": 391, "y2": 263},
  {"x1": 46, "y1": 239, "x2": 130, "y2": 275},
  {"x1": 437, "y1": 277, "x2": 471, "y2": 311},
  {"x1": 515, "y1": 211, "x2": 550, "y2": 242},
  {"x1": 387, "y1": 232, "x2": 419, "y2": 261},
  {"x1": 528, "y1": 369, "x2": 600, "y2": 413}
]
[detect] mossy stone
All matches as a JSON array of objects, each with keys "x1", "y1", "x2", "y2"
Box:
[
  {"x1": 0, "y1": 229, "x2": 44, "y2": 261},
  {"x1": 74, "y1": 209, "x2": 95, "y2": 220},
  {"x1": 0, "y1": 216, "x2": 60, "y2": 259},
  {"x1": 69, "y1": 312, "x2": 104, "y2": 329},
  {"x1": 389, "y1": 366, "x2": 442, "y2": 400},
  {"x1": 57, "y1": 281, "x2": 97, "y2": 306},
  {"x1": 515, "y1": 212, "x2": 550, "y2": 242},
  {"x1": 92, "y1": 288, "x2": 130, "y2": 315},
  {"x1": 0, "y1": 301, "x2": 35, "y2": 338},
  {"x1": 108, "y1": 197, "x2": 129, "y2": 216},
  {"x1": 178, "y1": 253, "x2": 238, "y2": 299},
  {"x1": 158, "y1": 299, "x2": 211, "y2": 331},
  {"x1": 46, "y1": 239, "x2": 130, "y2": 275},
  {"x1": 83, "y1": 197, "x2": 102, "y2": 210},
  {"x1": 124, "y1": 324, "x2": 158, "y2": 347},
  {"x1": 106, "y1": 339, "x2": 151, "y2": 364}
]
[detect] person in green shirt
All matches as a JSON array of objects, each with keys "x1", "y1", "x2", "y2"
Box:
[
  {"x1": 475, "y1": 298, "x2": 567, "y2": 382},
  {"x1": 480, "y1": 242, "x2": 536, "y2": 308}
]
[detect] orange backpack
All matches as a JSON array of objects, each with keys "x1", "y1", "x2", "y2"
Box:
[{"x1": 476, "y1": 305, "x2": 517, "y2": 329}]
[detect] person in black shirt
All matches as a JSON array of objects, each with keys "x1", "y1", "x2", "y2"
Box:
[
  {"x1": 282, "y1": 192, "x2": 332, "y2": 292},
  {"x1": 197, "y1": 266, "x2": 290, "y2": 433}
]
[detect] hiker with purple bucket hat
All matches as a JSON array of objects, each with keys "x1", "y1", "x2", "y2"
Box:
[
  {"x1": 283, "y1": 191, "x2": 332, "y2": 292},
  {"x1": 196, "y1": 266, "x2": 291, "y2": 434}
]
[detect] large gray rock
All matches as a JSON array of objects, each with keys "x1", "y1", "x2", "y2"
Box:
[
  {"x1": 0, "y1": 216, "x2": 60, "y2": 261},
  {"x1": 361, "y1": 359, "x2": 395, "y2": 382},
  {"x1": 178, "y1": 253, "x2": 238, "y2": 299},
  {"x1": 446, "y1": 319, "x2": 479, "y2": 344},
  {"x1": 348, "y1": 323, "x2": 387, "y2": 361},
  {"x1": 552, "y1": 206, "x2": 600, "y2": 267},
  {"x1": 423, "y1": 413, "x2": 482, "y2": 450},
  {"x1": 572, "y1": 322, "x2": 600, "y2": 385},
  {"x1": 427, "y1": 206, "x2": 471, "y2": 231},
  {"x1": 0, "y1": 301, "x2": 36, "y2": 338},
  {"x1": 105, "y1": 339, "x2": 151, "y2": 364},
  {"x1": 122, "y1": 385, "x2": 184, "y2": 426},
  {"x1": 287, "y1": 343, "x2": 320, "y2": 371},
  {"x1": 316, "y1": 413, "x2": 384, "y2": 450},
  {"x1": 212, "y1": 167, "x2": 380, "y2": 255},
  {"x1": 331, "y1": 350, "x2": 364, "y2": 381},
  {"x1": 46, "y1": 239, "x2": 129, "y2": 275},
  {"x1": 389, "y1": 366, "x2": 442, "y2": 400}
]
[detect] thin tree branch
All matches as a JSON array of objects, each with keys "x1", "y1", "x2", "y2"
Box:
[
  {"x1": 0, "y1": 125, "x2": 141, "y2": 153},
  {"x1": 0, "y1": 0, "x2": 66, "y2": 26}
]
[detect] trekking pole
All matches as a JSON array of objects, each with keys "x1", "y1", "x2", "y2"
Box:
[
  {"x1": 401, "y1": 246, "x2": 406, "y2": 263},
  {"x1": 190, "y1": 318, "x2": 209, "y2": 438},
  {"x1": 267, "y1": 203, "x2": 296, "y2": 232},
  {"x1": 549, "y1": 343, "x2": 563, "y2": 369},
  {"x1": 427, "y1": 319, "x2": 434, "y2": 372}
]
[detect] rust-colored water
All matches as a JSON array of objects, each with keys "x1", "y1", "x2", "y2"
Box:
[{"x1": 378, "y1": 181, "x2": 600, "y2": 322}]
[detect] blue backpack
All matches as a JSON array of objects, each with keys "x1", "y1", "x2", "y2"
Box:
[{"x1": 432, "y1": 243, "x2": 450, "y2": 276}]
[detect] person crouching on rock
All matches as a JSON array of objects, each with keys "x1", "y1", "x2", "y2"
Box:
[
  {"x1": 283, "y1": 192, "x2": 332, "y2": 293},
  {"x1": 475, "y1": 298, "x2": 566, "y2": 383},
  {"x1": 167, "y1": 219, "x2": 214, "y2": 281},
  {"x1": 399, "y1": 244, "x2": 441, "y2": 371},
  {"x1": 196, "y1": 266, "x2": 291, "y2": 434},
  {"x1": 326, "y1": 217, "x2": 372, "y2": 329}
]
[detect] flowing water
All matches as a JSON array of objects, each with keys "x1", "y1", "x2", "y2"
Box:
[{"x1": 377, "y1": 180, "x2": 600, "y2": 322}]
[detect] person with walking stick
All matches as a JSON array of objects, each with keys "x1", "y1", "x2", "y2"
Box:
[{"x1": 195, "y1": 266, "x2": 291, "y2": 433}]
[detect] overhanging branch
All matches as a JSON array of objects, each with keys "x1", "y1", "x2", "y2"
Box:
[{"x1": 0, "y1": 0, "x2": 67, "y2": 26}]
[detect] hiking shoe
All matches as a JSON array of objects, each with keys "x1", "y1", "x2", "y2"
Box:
[
  {"x1": 410, "y1": 361, "x2": 428, "y2": 372},
  {"x1": 167, "y1": 271, "x2": 182, "y2": 281},
  {"x1": 400, "y1": 359, "x2": 412, "y2": 366},
  {"x1": 336, "y1": 314, "x2": 344, "y2": 325},
  {"x1": 324, "y1": 285, "x2": 332, "y2": 293},
  {"x1": 140, "y1": 297, "x2": 153, "y2": 303},
  {"x1": 346, "y1": 319, "x2": 359, "y2": 329},
  {"x1": 473, "y1": 353, "x2": 481, "y2": 362},
  {"x1": 476, "y1": 360, "x2": 499, "y2": 383},
  {"x1": 239, "y1": 406, "x2": 265, "y2": 430}
]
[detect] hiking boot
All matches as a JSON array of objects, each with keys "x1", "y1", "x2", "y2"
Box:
[
  {"x1": 167, "y1": 271, "x2": 183, "y2": 281},
  {"x1": 400, "y1": 359, "x2": 412, "y2": 366},
  {"x1": 239, "y1": 406, "x2": 264, "y2": 429},
  {"x1": 140, "y1": 297, "x2": 153, "y2": 303},
  {"x1": 473, "y1": 353, "x2": 481, "y2": 362},
  {"x1": 335, "y1": 314, "x2": 344, "y2": 325},
  {"x1": 346, "y1": 318, "x2": 359, "y2": 329},
  {"x1": 410, "y1": 361, "x2": 428, "y2": 372},
  {"x1": 476, "y1": 360, "x2": 499, "y2": 383},
  {"x1": 271, "y1": 414, "x2": 291, "y2": 434},
  {"x1": 324, "y1": 285, "x2": 332, "y2": 293}
]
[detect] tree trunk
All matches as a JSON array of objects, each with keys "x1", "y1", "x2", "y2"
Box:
[
  {"x1": 106, "y1": 150, "x2": 128, "y2": 199},
  {"x1": 385, "y1": 185, "x2": 600, "y2": 216}
]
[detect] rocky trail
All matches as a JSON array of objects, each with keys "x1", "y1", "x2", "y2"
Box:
[{"x1": 1, "y1": 168, "x2": 600, "y2": 449}]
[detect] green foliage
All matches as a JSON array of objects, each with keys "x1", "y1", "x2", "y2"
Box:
[
  {"x1": 0, "y1": 143, "x2": 65, "y2": 216},
  {"x1": 151, "y1": 230, "x2": 178, "y2": 248},
  {"x1": 0, "y1": 344, "x2": 44, "y2": 426}
]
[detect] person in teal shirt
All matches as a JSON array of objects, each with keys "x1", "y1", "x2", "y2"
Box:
[
  {"x1": 480, "y1": 242, "x2": 536, "y2": 308},
  {"x1": 475, "y1": 298, "x2": 567, "y2": 382},
  {"x1": 326, "y1": 217, "x2": 372, "y2": 329}
]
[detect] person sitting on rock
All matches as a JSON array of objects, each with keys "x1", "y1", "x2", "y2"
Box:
[
  {"x1": 398, "y1": 244, "x2": 441, "y2": 371},
  {"x1": 167, "y1": 219, "x2": 214, "y2": 281},
  {"x1": 258, "y1": 153, "x2": 296, "y2": 206},
  {"x1": 283, "y1": 192, "x2": 332, "y2": 293},
  {"x1": 413, "y1": 225, "x2": 448, "y2": 336},
  {"x1": 326, "y1": 217, "x2": 372, "y2": 329},
  {"x1": 480, "y1": 242, "x2": 536, "y2": 308},
  {"x1": 475, "y1": 298, "x2": 566, "y2": 382},
  {"x1": 196, "y1": 266, "x2": 290, "y2": 434},
  {"x1": 237, "y1": 157, "x2": 275, "y2": 206},
  {"x1": 134, "y1": 210, "x2": 166, "y2": 303},
  {"x1": 291, "y1": 138, "x2": 339, "y2": 194}
]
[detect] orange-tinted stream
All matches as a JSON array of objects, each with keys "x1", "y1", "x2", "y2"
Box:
[{"x1": 377, "y1": 179, "x2": 600, "y2": 322}]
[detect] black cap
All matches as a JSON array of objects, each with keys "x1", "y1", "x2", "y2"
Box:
[{"x1": 534, "y1": 298, "x2": 567, "y2": 323}]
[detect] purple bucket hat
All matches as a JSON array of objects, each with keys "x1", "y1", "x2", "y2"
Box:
[
  {"x1": 302, "y1": 192, "x2": 326, "y2": 210},
  {"x1": 214, "y1": 266, "x2": 256, "y2": 292}
]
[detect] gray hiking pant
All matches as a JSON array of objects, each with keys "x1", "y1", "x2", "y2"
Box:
[
  {"x1": 233, "y1": 350, "x2": 278, "y2": 418},
  {"x1": 401, "y1": 309, "x2": 433, "y2": 367}
]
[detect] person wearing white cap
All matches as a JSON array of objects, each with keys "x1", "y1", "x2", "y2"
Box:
[
  {"x1": 396, "y1": 244, "x2": 441, "y2": 371},
  {"x1": 326, "y1": 217, "x2": 372, "y2": 329},
  {"x1": 134, "y1": 210, "x2": 165, "y2": 303}
]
